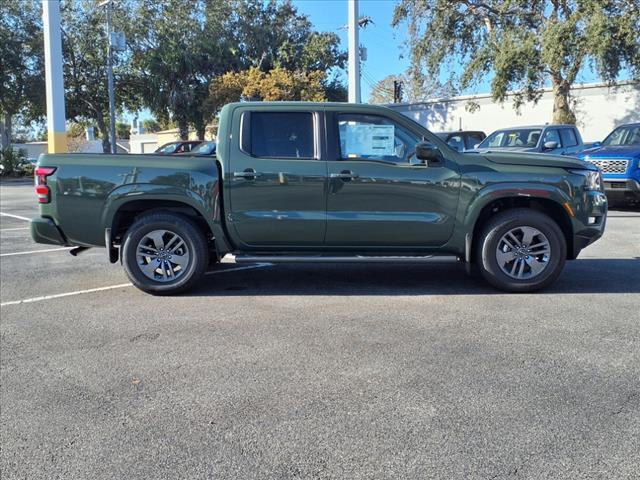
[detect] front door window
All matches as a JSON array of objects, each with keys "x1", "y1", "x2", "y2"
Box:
[{"x1": 337, "y1": 114, "x2": 421, "y2": 164}]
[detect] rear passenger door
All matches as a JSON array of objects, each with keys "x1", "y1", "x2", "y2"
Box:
[
  {"x1": 559, "y1": 128, "x2": 582, "y2": 155},
  {"x1": 226, "y1": 109, "x2": 327, "y2": 248}
]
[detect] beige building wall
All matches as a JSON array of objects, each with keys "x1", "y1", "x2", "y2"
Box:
[{"x1": 390, "y1": 81, "x2": 639, "y2": 143}]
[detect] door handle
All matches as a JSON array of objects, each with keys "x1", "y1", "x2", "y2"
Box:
[
  {"x1": 233, "y1": 169, "x2": 262, "y2": 179},
  {"x1": 330, "y1": 170, "x2": 359, "y2": 180}
]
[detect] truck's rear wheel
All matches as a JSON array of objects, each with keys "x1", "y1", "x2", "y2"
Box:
[
  {"x1": 122, "y1": 212, "x2": 208, "y2": 295},
  {"x1": 476, "y1": 209, "x2": 566, "y2": 292}
]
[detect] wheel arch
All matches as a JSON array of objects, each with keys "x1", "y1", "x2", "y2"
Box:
[
  {"x1": 102, "y1": 186, "x2": 228, "y2": 262},
  {"x1": 467, "y1": 194, "x2": 574, "y2": 263}
]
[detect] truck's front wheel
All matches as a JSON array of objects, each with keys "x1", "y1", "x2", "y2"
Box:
[
  {"x1": 476, "y1": 209, "x2": 566, "y2": 292},
  {"x1": 122, "y1": 212, "x2": 209, "y2": 295}
]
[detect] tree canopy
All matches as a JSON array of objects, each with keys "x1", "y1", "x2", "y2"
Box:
[
  {"x1": 369, "y1": 73, "x2": 454, "y2": 104},
  {"x1": 393, "y1": 0, "x2": 640, "y2": 123},
  {"x1": 1, "y1": 0, "x2": 346, "y2": 148},
  {"x1": 0, "y1": 0, "x2": 45, "y2": 149}
]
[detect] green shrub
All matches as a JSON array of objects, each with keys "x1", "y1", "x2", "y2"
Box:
[{"x1": 0, "y1": 147, "x2": 30, "y2": 177}]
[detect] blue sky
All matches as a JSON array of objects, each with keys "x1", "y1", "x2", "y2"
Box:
[
  {"x1": 293, "y1": 0, "x2": 617, "y2": 101},
  {"x1": 292, "y1": 0, "x2": 412, "y2": 100}
]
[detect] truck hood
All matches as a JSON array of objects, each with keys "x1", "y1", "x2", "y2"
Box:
[
  {"x1": 479, "y1": 151, "x2": 595, "y2": 170},
  {"x1": 577, "y1": 144, "x2": 640, "y2": 159}
]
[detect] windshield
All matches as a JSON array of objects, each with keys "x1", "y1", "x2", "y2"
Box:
[
  {"x1": 156, "y1": 143, "x2": 179, "y2": 154},
  {"x1": 478, "y1": 128, "x2": 542, "y2": 149},
  {"x1": 191, "y1": 141, "x2": 216, "y2": 154},
  {"x1": 602, "y1": 125, "x2": 640, "y2": 146}
]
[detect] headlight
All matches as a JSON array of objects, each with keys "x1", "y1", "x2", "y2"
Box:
[{"x1": 570, "y1": 169, "x2": 603, "y2": 191}]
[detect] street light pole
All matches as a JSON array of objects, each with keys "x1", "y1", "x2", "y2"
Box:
[
  {"x1": 42, "y1": 0, "x2": 67, "y2": 153},
  {"x1": 102, "y1": 0, "x2": 117, "y2": 154},
  {"x1": 348, "y1": 0, "x2": 361, "y2": 103}
]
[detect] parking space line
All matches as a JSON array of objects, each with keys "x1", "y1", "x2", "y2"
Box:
[
  {"x1": 1, "y1": 247, "x2": 73, "y2": 257},
  {"x1": 0, "y1": 227, "x2": 30, "y2": 231},
  {"x1": 0, "y1": 264, "x2": 270, "y2": 307},
  {"x1": 0, "y1": 212, "x2": 31, "y2": 221},
  {"x1": 0, "y1": 283, "x2": 133, "y2": 307}
]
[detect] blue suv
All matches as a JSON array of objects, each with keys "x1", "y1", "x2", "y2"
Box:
[
  {"x1": 578, "y1": 123, "x2": 640, "y2": 207},
  {"x1": 472, "y1": 125, "x2": 584, "y2": 156}
]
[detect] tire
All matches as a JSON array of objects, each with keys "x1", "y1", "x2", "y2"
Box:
[
  {"x1": 122, "y1": 212, "x2": 209, "y2": 295},
  {"x1": 475, "y1": 208, "x2": 566, "y2": 293}
]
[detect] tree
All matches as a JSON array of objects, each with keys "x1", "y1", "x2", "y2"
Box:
[
  {"x1": 0, "y1": 0, "x2": 45, "y2": 149},
  {"x1": 61, "y1": 0, "x2": 138, "y2": 153},
  {"x1": 369, "y1": 73, "x2": 454, "y2": 104},
  {"x1": 203, "y1": 0, "x2": 347, "y2": 118},
  {"x1": 393, "y1": 0, "x2": 640, "y2": 123},
  {"x1": 206, "y1": 67, "x2": 331, "y2": 112},
  {"x1": 141, "y1": 118, "x2": 162, "y2": 133},
  {"x1": 126, "y1": 0, "x2": 234, "y2": 140},
  {"x1": 116, "y1": 121, "x2": 130, "y2": 139}
]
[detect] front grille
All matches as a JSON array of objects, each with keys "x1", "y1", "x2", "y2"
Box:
[{"x1": 585, "y1": 158, "x2": 629, "y2": 174}]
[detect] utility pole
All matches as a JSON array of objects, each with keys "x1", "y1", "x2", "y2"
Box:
[
  {"x1": 348, "y1": 0, "x2": 360, "y2": 103},
  {"x1": 103, "y1": 0, "x2": 117, "y2": 154},
  {"x1": 42, "y1": 0, "x2": 67, "y2": 153}
]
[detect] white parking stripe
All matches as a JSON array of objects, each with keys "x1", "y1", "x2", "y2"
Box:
[
  {"x1": 0, "y1": 227, "x2": 30, "y2": 231},
  {"x1": 0, "y1": 283, "x2": 133, "y2": 307},
  {"x1": 0, "y1": 212, "x2": 31, "y2": 221},
  {"x1": 0, "y1": 247, "x2": 73, "y2": 257},
  {"x1": 0, "y1": 264, "x2": 270, "y2": 307}
]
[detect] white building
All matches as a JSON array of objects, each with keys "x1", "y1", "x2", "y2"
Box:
[{"x1": 389, "y1": 81, "x2": 639, "y2": 143}]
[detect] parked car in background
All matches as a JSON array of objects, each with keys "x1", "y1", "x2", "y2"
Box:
[
  {"x1": 177, "y1": 141, "x2": 216, "y2": 157},
  {"x1": 31, "y1": 102, "x2": 607, "y2": 295},
  {"x1": 473, "y1": 125, "x2": 584, "y2": 156},
  {"x1": 578, "y1": 123, "x2": 640, "y2": 206},
  {"x1": 154, "y1": 141, "x2": 201, "y2": 154},
  {"x1": 435, "y1": 131, "x2": 486, "y2": 152}
]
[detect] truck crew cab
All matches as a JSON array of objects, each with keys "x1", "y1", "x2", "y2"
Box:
[{"x1": 31, "y1": 102, "x2": 607, "y2": 294}]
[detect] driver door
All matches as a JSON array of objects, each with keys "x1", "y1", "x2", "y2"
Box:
[{"x1": 324, "y1": 111, "x2": 460, "y2": 248}]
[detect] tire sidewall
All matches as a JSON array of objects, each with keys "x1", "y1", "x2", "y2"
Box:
[
  {"x1": 122, "y1": 215, "x2": 207, "y2": 295},
  {"x1": 479, "y1": 211, "x2": 566, "y2": 292}
]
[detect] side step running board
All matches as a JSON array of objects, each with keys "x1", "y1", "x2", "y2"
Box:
[{"x1": 224, "y1": 254, "x2": 460, "y2": 264}]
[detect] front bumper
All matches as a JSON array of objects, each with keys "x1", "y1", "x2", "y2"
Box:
[
  {"x1": 571, "y1": 191, "x2": 608, "y2": 259},
  {"x1": 30, "y1": 217, "x2": 68, "y2": 246},
  {"x1": 603, "y1": 178, "x2": 640, "y2": 202}
]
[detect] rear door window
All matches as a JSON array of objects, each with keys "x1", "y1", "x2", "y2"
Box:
[
  {"x1": 249, "y1": 112, "x2": 315, "y2": 158},
  {"x1": 559, "y1": 129, "x2": 578, "y2": 147},
  {"x1": 466, "y1": 133, "x2": 484, "y2": 149}
]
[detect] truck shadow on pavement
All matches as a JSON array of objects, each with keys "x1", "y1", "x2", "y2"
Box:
[{"x1": 191, "y1": 258, "x2": 640, "y2": 296}]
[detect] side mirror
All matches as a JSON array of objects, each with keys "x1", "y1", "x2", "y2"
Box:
[
  {"x1": 473, "y1": 143, "x2": 481, "y2": 149},
  {"x1": 415, "y1": 142, "x2": 444, "y2": 166},
  {"x1": 593, "y1": 141, "x2": 602, "y2": 147},
  {"x1": 543, "y1": 141, "x2": 558, "y2": 150}
]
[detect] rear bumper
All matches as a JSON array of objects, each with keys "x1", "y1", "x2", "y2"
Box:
[{"x1": 30, "y1": 217, "x2": 68, "y2": 246}]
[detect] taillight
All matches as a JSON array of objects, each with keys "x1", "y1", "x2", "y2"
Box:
[{"x1": 34, "y1": 166, "x2": 56, "y2": 204}]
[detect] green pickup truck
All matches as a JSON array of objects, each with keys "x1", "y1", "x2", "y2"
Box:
[{"x1": 31, "y1": 102, "x2": 607, "y2": 294}]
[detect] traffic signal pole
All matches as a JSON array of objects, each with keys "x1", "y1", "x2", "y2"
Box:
[{"x1": 42, "y1": 0, "x2": 67, "y2": 153}]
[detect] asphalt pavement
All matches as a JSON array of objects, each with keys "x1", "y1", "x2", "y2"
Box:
[{"x1": 1, "y1": 180, "x2": 639, "y2": 479}]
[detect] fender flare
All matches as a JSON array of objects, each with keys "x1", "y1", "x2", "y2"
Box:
[
  {"x1": 458, "y1": 183, "x2": 574, "y2": 263},
  {"x1": 101, "y1": 183, "x2": 230, "y2": 255}
]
